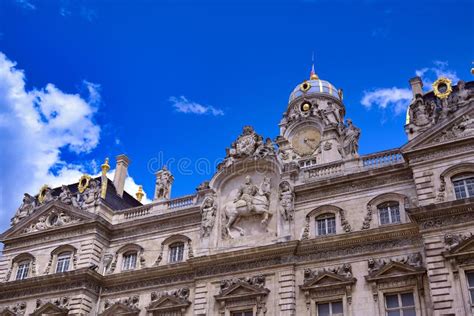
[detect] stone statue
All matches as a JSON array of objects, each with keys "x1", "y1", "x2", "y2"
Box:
[
  {"x1": 223, "y1": 176, "x2": 272, "y2": 237},
  {"x1": 154, "y1": 166, "x2": 174, "y2": 200},
  {"x1": 456, "y1": 115, "x2": 474, "y2": 134},
  {"x1": 40, "y1": 187, "x2": 55, "y2": 204},
  {"x1": 11, "y1": 193, "x2": 37, "y2": 225},
  {"x1": 341, "y1": 119, "x2": 361, "y2": 158},
  {"x1": 254, "y1": 137, "x2": 275, "y2": 158},
  {"x1": 456, "y1": 80, "x2": 472, "y2": 104},
  {"x1": 200, "y1": 195, "x2": 217, "y2": 237},
  {"x1": 279, "y1": 181, "x2": 294, "y2": 221},
  {"x1": 79, "y1": 180, "x2": 100, "y2": 209},
  {"x1": 58, "y1": 185, "x2": 80, "y2": 208}
]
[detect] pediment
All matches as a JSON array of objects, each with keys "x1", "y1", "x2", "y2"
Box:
[
  {"x1": 402, "y1": 105, "x2": 474, "y2": 153},
  {"x1": 301, "y1": 272, "x2": 356, "y2": 290},
  {"x1": 100, "y1": 303, "x2": 139, "y2": 316},
  {"x1": 448, "y1": 235, "x2": 474, "y2": 255},
  {"x1": 31, "y1": 302, "x2": 68, "y2": 316},
  {"x1": 146, "y1": 295, "x2": 190, "y2": 312},
  {"x1": 215, "y1": 282, "x2": 269, "y2": 301},
  {"x1": 0, "y1": 309, "x2": 16, "y2": 316},
  {"x1": 366, "y1": 262, "x2": 425, "y2": 281},
  {"x1": 1, "y1": 201, "x2": 95, "y2": 239}
]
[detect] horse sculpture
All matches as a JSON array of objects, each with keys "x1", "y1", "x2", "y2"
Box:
[{"x1": 223, "y1": 176, "x2": 272, "y2": 237}]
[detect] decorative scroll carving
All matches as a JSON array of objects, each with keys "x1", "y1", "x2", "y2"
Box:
[
  {"x1": 444, "y1": 232, "x2": 473, "y2": 250},
  {"x1": 200, "y1": 195, "x2": 217, "y2": 237},
  {"x1": 103, "y1": 295, "x2": 139, "y2": 311},
  {"x1": 150, "y1": 288, "x2": 190, "y2": 302},
  {"x1": 154, "y1": 244, "x2": 164, "y2": 266},
  {"x1": 23, "y1": 210, "x2": 81, "y2": 233},
  {"x1": 220, "y1": 274, "x2": 266, "y2": 293},
  {"x1": 279, "y1": 181, "x2": 294, "y2": 222},
  {"x1": 367, "y1": 253, "x2": 423, "y2": 275},
  {"x1": 339, "y1": 209, "x2": 352, "y2": 232},
  {"x1": 222, "y1": 176, "x2": 272, "y2": 238},
  {"x1": 219, "y1": 126, "x2": 274, "y2": 170},
  {"x1": 361, "y1": 203, "x2": 374, "y2": 230},
  {"x1": 0, "y1": 302, "x2": 26, "y2": 315},
  {"x1": 304, "y1": 263, "x2": 353, "y2": 282}
]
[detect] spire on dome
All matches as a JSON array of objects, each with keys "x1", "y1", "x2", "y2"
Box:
[{"x1": 310, "y1": 52, "x2": 319, "y2": 80}]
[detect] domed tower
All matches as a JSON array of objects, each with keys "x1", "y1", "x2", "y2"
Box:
[{"x1": 276, "y1": 66, "x2": 359, "y2": 165}]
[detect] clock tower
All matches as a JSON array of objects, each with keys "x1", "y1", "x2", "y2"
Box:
[{"x1": 276, "y1": 66, "x2": 360, "y2": 166}]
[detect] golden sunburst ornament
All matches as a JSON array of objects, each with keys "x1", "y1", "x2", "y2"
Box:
[
  {"x1": 38, "y1": 184, "x2": 50, "y2": 204},
  {"x1": 432, "y1": 77, "x2": 452, "y2": 99},
  {"x1": 78, "y1": 174, "x2": 91, "y2": 193}
]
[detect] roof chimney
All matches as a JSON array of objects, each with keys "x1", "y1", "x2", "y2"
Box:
[
  {"x1": 113, "y1": 154, "x2": 130, "y2": 197},
  {"x1": 409, "y1": 77, "x2": 423, "y2": 98}
]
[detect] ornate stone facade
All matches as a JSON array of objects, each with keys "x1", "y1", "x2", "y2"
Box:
[{"x1": 1, "y1": 71, "x2": 474, "y2": 316}]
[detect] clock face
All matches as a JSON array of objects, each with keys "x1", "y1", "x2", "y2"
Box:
[{"x1": 290, "y1": 127, "x2": 321, "y2": 156}]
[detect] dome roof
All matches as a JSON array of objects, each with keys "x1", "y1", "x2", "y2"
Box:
[{"x1": 289, "y1": 73, "x2": 342, "y2": 103}]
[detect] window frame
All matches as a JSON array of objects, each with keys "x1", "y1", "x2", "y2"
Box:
[
  {"x1": 55, "y1": 251, "x2": 72, "y2": 273},
  {"x1": 168, "y1": 242, "x2": 185, "y2": 263},
  {"x1": 15, "y1": 260, "x2": 30, "y2": 280},
  {"x1": 316, "y1": 299, "x2": 344, "y2": 316},
  {"x1": 452, "y1": 174, "x2": 474, "y2": 200},
  {"x1": 122, "y1": 251, "x2": 138, "y2": 271},
  {"x1": 384, "y1": 291, "x2": 416, "y2": 316},
  {"x1": 378, "y1": 201, "x2": 401, "y2": 226},
  {"x1": 315, "y1": 213, "x2": 337, "y2": 236}
]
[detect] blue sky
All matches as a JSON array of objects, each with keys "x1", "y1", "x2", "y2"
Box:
[{"x1": 0, "y1": 0, "x2": 473, "y2": 229}]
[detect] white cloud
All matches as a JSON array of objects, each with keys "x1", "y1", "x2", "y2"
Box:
[
  {"x1": 169, "y1": 96, "x2": 224, "y2": 116},
  {"x1": 361, "y1": 61, "x2": 460, "y2": 116},
  {"x1": 361, "y1": 87, "x2": 412, "y2": 115},
  {"x1": 15, "y1": 0, "x2": 36, "y2": 10},
  {"x1": 0, "y1": 52, "x2": 101, "y2": 230}
]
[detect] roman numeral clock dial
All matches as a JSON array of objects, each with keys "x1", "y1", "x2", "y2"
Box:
[{"x1": 290, "y1": 127, "x2": 321, "y2": 156}]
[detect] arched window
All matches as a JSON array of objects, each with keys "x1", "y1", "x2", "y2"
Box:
[
  {"x1": 378, "y1": 201, "x2": 401, "y2": 225},
  {"x1": 55, "y1": 252, "x2": 72, "y2": 273},
  {"x1": 452, "y1": 173, "x2": 474, "y2": 199},
  {"x1": 315, "y1": 213, "x2": 336, "y2": 236},
  {"x1": 169, "y1": 242, "x2": 185, "y2": 263},
  {"x1": 16, "y1": 260, "x2": 30, "y2": 280},
  {"x1": 122, "y1": 251, "x2": 138, "y2": 271}
]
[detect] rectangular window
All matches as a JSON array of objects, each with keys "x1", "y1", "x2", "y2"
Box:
[
  {"x1": 316, "y1": 215, "x2": 336, "y2": 236},
  {"x1": 56, "y1": 254, "x2": 71, "y2": 273},
  {"x1": 15, "y1": 262, "x2": 29, "y2": 280},
  {"x1": 155, "y1": 312, "x2": 182, "y2": 316},
  {"x1": 379, "y1": 202, "x2": 401, "y2": 225},
  {"x1": 122, "y1": 253, "x2": 137, "y2": 270},
  {"x1": 453, "y1": 177, "x2": 474, "y2": 200},
  {"x1": 385, "y1": 292, "x2": 416, "y2": 316},
  {"x1": 317, "y1": 300, "x2": 343, "y2": 316},
  {"x1": 169, "y1": 243, "x2": 185, "y2": 263},
  {"x1": 231, "y1": 311, "x2": 253, "y2": 316},
  {"x1": 466, "y1": 271, "x2": 474, "y2": 303}
]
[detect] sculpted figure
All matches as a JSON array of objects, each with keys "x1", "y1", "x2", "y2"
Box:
[
  {"x1": 279, "y1": 181, "x2": 294, "y2": 221},
  {"x1": 200, "y1": 195, "x2": 217, "y2": 237},
  {"x1": 34, "y1": 216, "x2": 48, "y2": 231},
  {"x1": 41, "y1": 187, "x2": 55, "y2": 204},
  {"x1": 58, "y1": 185, "x2": 79, "y2": 208},
  {"x1": 154, "y1": 166, "x2": 174, "y2": 200},
  {"x1": 223, "y1": 176, "x2": 272, "y2": 237},
  {"x1": 341, "y1": 119, "x2": 361, "y2": 157},
  {"x1": 80, "y1": 180, "x2": 100, "y2": 209},
  {"x1": 254, "y1": 137, "x2": 275, "y2": 158},
  {"x1": 457, "y1": 80, "x2": 472, "y2": 103},
  {"x1": 457, "y1": 115, "x2": 474, "y2": 134},
  {"x1": 11, "y1": 193, "x2": 37, "y2": 225}
]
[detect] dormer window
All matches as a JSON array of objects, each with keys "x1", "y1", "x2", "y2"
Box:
[
  {"x1": 122, "y1": 252, "x2": 138, "y2": 271},
  {"x1": 169, "y1": 242, "x2": 185, "y2": 263},
  {"x1": 452, "y1": 174, "x2": 474, "y2": 199},
  {"x1": 316, "y1": 213, "x2": 336, "y2": 236},
  {"x1": 378, "y1": 202, "x2": 401, "y2": 225},
  {"x1": 55, "y1": 252, "x2": 71, "y2": 273},
  {"x1": 16, "y1": 261, "x2": 30, "y2": 280}
]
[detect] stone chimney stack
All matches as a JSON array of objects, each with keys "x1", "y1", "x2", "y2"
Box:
[
  {"x1": 409, "y1": 77, "x2": 423, "y2": 98},
  {"x1": 113, "y1": 154, "x2": 130, "y2": 197}
]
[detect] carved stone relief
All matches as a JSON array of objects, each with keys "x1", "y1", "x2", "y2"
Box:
[
  {"x1": 219, "y1": 274, "x2": 266, "y2": 293},
  {"x1": 103, "y1": 295, "x2": 139, "y2": 311},
  {"x1": 304, "y1": 263, "x2": 353, "y2": 282},
  {"x1": 0, "y1": 302, "x2": 26, "y2": 315},
  {"x1": 23, "y1": 210, "x2": 81, "y2": 234},
  {"x1": 367, "y1": 253, "x2": 423, "y2": 275},
  {"x1": 222, "y1": 175, "x2": 272, "y2": 238},
  {"x1": 444, "y1": 232, "x2": 473, "y2": 250},
  {"x1": 150, "y1": 287, "x2": 190, "y2": 302}
]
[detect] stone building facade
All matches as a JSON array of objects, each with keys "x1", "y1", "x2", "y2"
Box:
[{"x1": 1, "y1": 69, "x2": 474, "y2": 316}]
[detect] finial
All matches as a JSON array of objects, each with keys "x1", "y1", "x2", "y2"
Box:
[
  {"x1": 136, "y1": 185, "x2": 144, "y2": 202},
  {"x1": 310, "y1": 52, "x2": 319, "y2": 80},
  {"x1": 101, "y1": 157, "x2": 110, "y2": 174}
]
